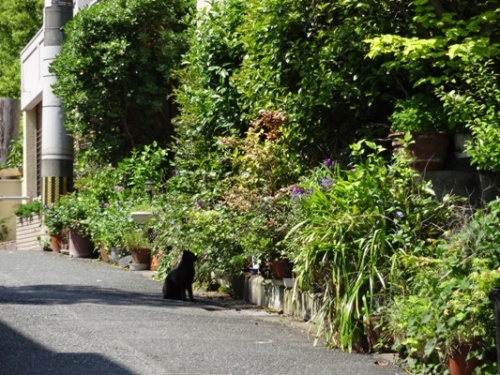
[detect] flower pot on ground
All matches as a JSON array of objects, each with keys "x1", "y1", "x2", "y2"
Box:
[
  {"x1": 150, "y1": 250, "x2": 163, "y2": 271},
  {"x1": 42, "y1": 204, "x2": 65, "y2": 244},
  {"x1": 131, "y1": 247, "x2": 151, "y2": 265},
  {"x1": 99, "y1": 244, "x2": 128, "y2": 263},
  {"x1": 122, "y1": 228, "x2": 152, "y2": 269},
  {"x1": 68, "y1": 228, "x2": 94, "y2": 258},
  {"x1": 49, "y1": 194, "x2": 96, "y2": 257},
  {"x1": 49, "y1": 234, "x2": 63, "y2": 253},
  {"x1": 99, "y1": 242, "x2": 127, "y2": 264},
  {"x1": 448, "y1": 343, "x2": 480, "y2": 375}
]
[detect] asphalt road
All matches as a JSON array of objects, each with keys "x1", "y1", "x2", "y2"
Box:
[{"x1": 0, "y1": 250, "x2": 400, "y2": 375}]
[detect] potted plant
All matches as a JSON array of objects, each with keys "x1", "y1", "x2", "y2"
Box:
[
  {"x1": 42, "y1": 204, "x2": 66, "y2": 252},
  {"x1": 15, "y1": 200, "x2": 44, "y2": 250},
  {"x1": 58, "y1": 194, "x2": 96, "y2": 258},
  {"x1": 122, "y1": 227, "x2": 152, "y2": 270},
  {"x1": 87, "y1": 200, "x2": 131, "y2": 263},
  {"x1": 389, "y1": 93, "x2": 450, "y2": 171}
]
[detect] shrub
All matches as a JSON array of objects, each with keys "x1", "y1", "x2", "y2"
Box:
[
  {"x1": 385, "y1": 199, "x2": 500, "y2": 374},
  {"x1": 51, "y1": 0, "x2": 194, "y2": 164}
]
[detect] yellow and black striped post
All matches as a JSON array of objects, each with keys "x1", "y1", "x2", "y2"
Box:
[{"x1": 42, "y1": 176, "x2": 70, "y2": 205}]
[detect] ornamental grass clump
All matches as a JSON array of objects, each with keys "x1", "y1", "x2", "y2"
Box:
[{"x1": 284, "y1": 140, "x2": 460, "y2": 351}]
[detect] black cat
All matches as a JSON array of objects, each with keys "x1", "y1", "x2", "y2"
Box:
[{"x1": 162, "y1": 250, "x2": 198, "y2": 301}]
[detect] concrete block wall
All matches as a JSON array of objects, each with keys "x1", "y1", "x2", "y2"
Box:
[
  {"x1": 16, "y1": 216, "x2": 43, "y2": 250},
  {"x1": 243, "y1": 275, "x2": 321, "y2": 321}
]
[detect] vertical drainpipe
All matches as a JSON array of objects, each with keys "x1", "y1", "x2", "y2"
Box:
[{"x1": 41, "y1": 0, "x2": 74, "y2": 205}]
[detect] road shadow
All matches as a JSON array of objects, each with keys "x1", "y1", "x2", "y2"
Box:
[
  {"x1": 0, "y1": 284, "x2": 203, "y2": 308},
  {"x1": 0, "y1": 320, "x2": 135, "y2": 375},
  {"x1": 0, "y1": 284, "x2": 256, "y2": 311}
]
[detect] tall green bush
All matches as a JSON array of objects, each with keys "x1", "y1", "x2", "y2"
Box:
[
  {"x1": 51, "y1": 0, "x2": 194, "y2": 165},
  {"x1": 439, "y1": 61, "x2": 500, "y2": 171},
  {"x1": 232, "y1": 0, "x2": 409, "y2": 156},
  {"x1": 174, "y1": 0, "x2": 413, "y2": 180},
  {"x1": 153, "y1": 111, "x2": 298, "y2": 283},
  {"x1": 47, "y1": 144, "x2": 169, "y2": 250}
]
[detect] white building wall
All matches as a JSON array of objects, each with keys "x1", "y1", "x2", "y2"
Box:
[{"x1": 20, "y1": 30, "x2": 43, "y2": 111}]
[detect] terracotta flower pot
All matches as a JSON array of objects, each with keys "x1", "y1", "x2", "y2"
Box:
[
  {"x1": 49, "y1": 234, "x2": 63, "y2": 253},
  {"x1": 68, "y1": 228, "x2": 94, "y2": 258},
  {"x1": 130, "y1": 247, "x2": 151, "y2": 267},
  {"x1": 271, "y1": 260, "x2": 287, "y2": 279},
  {"x1": 150, "y1": 254, "x2": 162, "y2": 271},
  {"x1": 99, "y1": 243, "x2": 110, "y2": 262},
  {"x1": 448, "y1": 343, "x2": 480, "y2": 375},
  {"x1": 390, "y1": 131, "x2": 449, "y2": 171}
]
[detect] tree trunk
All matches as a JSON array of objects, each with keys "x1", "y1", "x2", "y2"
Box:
[{"x1": 0, "y1": 98, "x2": 20, "y2": 165}]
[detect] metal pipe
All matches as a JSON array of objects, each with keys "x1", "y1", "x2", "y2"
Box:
[
  {"x1": 0, "y1": 196, "x2": 30, "y2": 201},
  {"x1": 41, "y1": 0, "x2": 74, "y2": 205}
]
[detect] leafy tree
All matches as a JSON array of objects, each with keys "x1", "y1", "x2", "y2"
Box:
[
  {"x1": 51, "y1": 0, "x2": 194, "y2": 165},
  {"x1": 366, "y1": 0, "x2": 500, "y2": 88},
  {"x1": 175, "y1": 0, "x2": 415, "y2": 176},
  {"x1": 0, "y1": 0, "x2": 43, "y2": 98},
  {"x1": 232, "y1": 0, "x2": 409, "y2": 157}
]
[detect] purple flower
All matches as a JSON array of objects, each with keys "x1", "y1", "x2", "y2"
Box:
[
  {"x1": 323, "y1": 158, "x2": 336, "y2": 168},
  {"x1": 395, "y1": 210, "x2": 404, "y2": 218},
  {"x1": 289, "y1": 185, "x2": 305, "y2": 197},
  {"x1": 115, "y1": 185, "x2": 123, "y2": 193},
  {"x1": 103, "y1": 202, "x2": 109, "y2": 208},
  {"x1": 321, "y1": 177, "x2": 333, "y2": 189}
]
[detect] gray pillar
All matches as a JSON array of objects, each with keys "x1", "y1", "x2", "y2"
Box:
[{"x1": 41, "y1": 0, "x2": 73, "y2": 205}]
